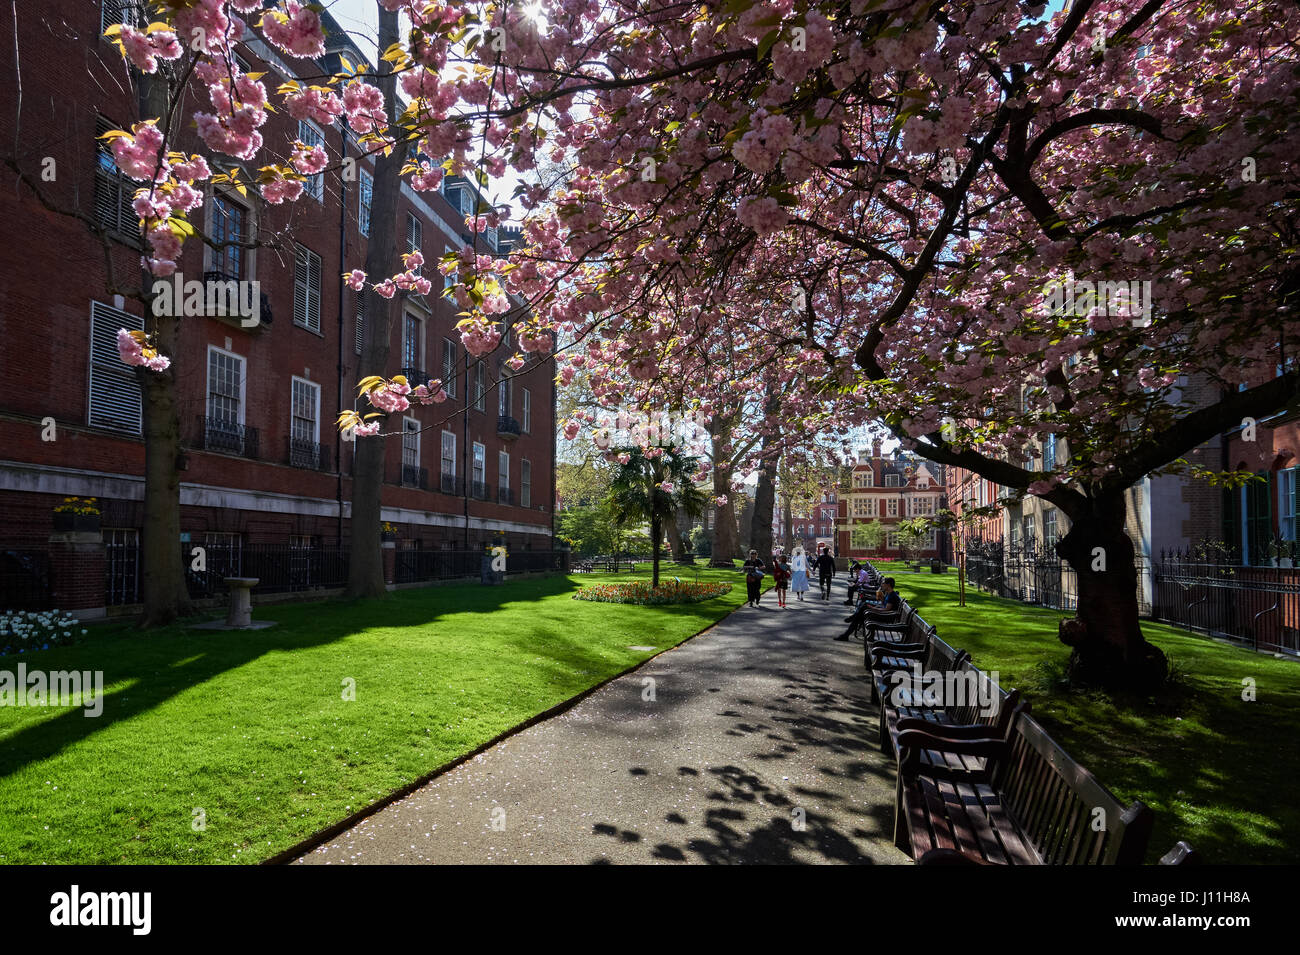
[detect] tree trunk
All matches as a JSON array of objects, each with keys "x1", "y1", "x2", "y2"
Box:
[
  {"x1": 135, "y1": 66, "x2": 191, "y2": 627},
  {"x1": 1055, "y1": 491, "x2": 1167, "y2": 689},
  {"x1": 751, "y1": 451, "x2": 778, "y2": 562},
  {"x1": 345, "y1": 2, "x2": 405, "y2": 599},
  {"x1": 666, "y1": 511, "x2": 686, "y2": 561},
  {"x1": 137, "y1": 350, "x2": 192, "y2": 627},
  {"x1": 651, "y1": 514, "x2": 661, "y2": 588},
  {"x1": 781, "y1": 496, "x2": 793, "y2": 553},
  {"x1": 708, "y1": 421, "x2": 740, "y2": 565}
]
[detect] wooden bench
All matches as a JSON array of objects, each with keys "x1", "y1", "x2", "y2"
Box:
[
  {"x1": 895, "y1": 707, "x2": 1155, "y2": 865},
  {"x1": 868, "y1": 630, "x2": 968, "y2": 711},
  {"x1": 882, "y1": 658, "x2": 1024, "y2": 767}
]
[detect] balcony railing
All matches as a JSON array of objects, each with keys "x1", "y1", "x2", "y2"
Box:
[
  {"x1": 401, "y1": 464, "x2": 428, "y2": 489},
  {"x1": 399, "y1": 367, "x2": 427, "y2": 387},
  {"x1": 498, "y1": 485, "x2": 514, "y2": 506},
  {"x1": 497, "y1": 414, "x2": 521, "y2": 440},
  {"x1": 439, "y1": 472, "x2": 463, "y2": 495},
  {"x1": 471, "y1": 479, "x2": 491, "y2": 501},
  {"x1": 196, "y1": 416, "x2": 259, "y2": 459},
  {"x1": 288, "y1": 437, "x2": 329, "y2": 470}
]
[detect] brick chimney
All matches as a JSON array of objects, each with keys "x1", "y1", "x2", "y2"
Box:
[{"x1": 872, "y1": 439, "x2": 883, "y2": 486}]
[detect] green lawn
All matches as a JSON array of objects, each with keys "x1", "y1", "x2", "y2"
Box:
[
  {"x1": 874, "y1": 560, "x2": 1300, "y2": 864},
  {"x1": 0, "y1": 566, "x2": 747, "y2": 864}
]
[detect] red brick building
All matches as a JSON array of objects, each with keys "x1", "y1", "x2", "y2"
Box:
[
  {"x1": 0, "y1": 3, "x2": 556, "y2": 615},
  {"x1": 836, "y1": 442, "x2": 947, "y2": 560}
]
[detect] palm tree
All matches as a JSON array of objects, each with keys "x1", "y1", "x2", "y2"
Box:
[{"x1": 606, "y1": 445, "x2": 709, "y2": 588}]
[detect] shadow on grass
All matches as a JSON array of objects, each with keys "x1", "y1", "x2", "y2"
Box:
[{"x1": 0, "y1": 571, "x2": 738, "y2": 783}]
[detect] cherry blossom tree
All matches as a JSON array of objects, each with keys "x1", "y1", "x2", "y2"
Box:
[{"x1": 78, "y1": 0, "x2": 1299, "y2": 690}]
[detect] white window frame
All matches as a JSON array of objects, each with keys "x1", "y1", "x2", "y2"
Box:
[
  {"x1": 498, "y1": 450, "x2": 510, "y2": 492},
  {"x1": 205, "y1": 344, "x2": 246, "y2": 426},
  {"x1": 521, "y1": 458, "x2": 531, "y2": 508},
  {"x1": 522, "y1": 388, "x2": 531, "y2": 432},
  {"x1": 440, "y1": 430, "x2": 457, "y2": 480},
  {"x1": 887, "y1": 499, "x2": 898, "y2": 517},
  {"x1": 474, "y1": 360, "x2": 487, "y2": 412},
  {"x1": 358, "y1": 168, "x2": 373, "y2": 236},
  {"x1": 444, "y1": 244, "x2": 458, "y2": 290},
  {"x1": 289, "y1": 376, "x2": 321, "y2": 444},
  {"x1": 1280, "y1": 468, "x2": 1297, "y2": 542},
  {"x1": 298, "y1": 120, "x2": 325, "y2": 201},
  {"x1": 472, "y1": 441, "x2": 486, "y2": 487},
  {"x1": 402, "y1": 416, "x2": 421, "y2": 471},
  {"x1": 406, "y1": 212, "x2": 422, "y2": 254}
]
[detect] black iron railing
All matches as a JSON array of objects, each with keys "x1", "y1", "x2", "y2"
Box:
[
  {"x1": 471, "y1": 480, "x2": 491, "y2": 500},
  {"x1": 438, "y1": 472, "x2": 462, "y2": 495},
  {"x1": 498, "y1": 485, "x2": 514, "y2": 505},
  {"x1": 399, "y1": 367, "x2": 427, "y2": 386},
  {"x1": 0, "y1": 549, "x2": 52, "y2": 610},
  {"x1": 395, "y1": 548, "x2": 562, "y2": 583},
  {"x1": 401, "y1": 464, "x2": 428, "y2": 489},
  {"x1": 196, "y1": 416, "x2": 259, "y2": 459},
  {"x1": 183, "y1": 544, "x2": 349, "y2": 600},
  {"x1": 288, "y1": 437, "x2": 328, "y2": 470},
  {"x1": 497, "y1": 414, "x2": 521, "y2": 439}
]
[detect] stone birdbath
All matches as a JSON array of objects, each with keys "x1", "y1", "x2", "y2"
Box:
[{"x1": 188, "y1": 577, "x2": 276, "y2": 632}]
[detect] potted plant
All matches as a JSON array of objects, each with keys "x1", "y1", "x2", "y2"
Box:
[
  {"x1": 380, "y1": 521, "x2": 398, "y2": 542},
  {"x1": 53, "y1": 497, "x2": 101, "y2": 532}
]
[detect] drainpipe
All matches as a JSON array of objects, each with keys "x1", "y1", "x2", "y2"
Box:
[{"x1": 335, "y1": 120, "x2": 348, "y2": 546}]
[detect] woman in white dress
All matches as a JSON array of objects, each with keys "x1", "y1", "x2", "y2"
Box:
[{"x1": 790, "y1": 546, "x2": 810, "y2": 601}]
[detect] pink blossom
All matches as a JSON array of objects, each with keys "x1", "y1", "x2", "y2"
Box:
[
  {"x1": 262, "y1": 1, "x2": 327, "y2": 59},
  {"x1": 353, "y1": 421, "x2": 381, "y2": 437},
  {"x1": 345, "y1": 270, "x2": 367, "y2": 290},
  {"x1": 261, "y1": 176, "x2": 304, "y2": 204},
  {"x1": 343, "y1": 80, "x2": 386, "y2": 134},
  {"x1": 375, "y1": 279, "x2": 397, "y2": 298},
  {"x1": 715, "y1": 495, "x2": 729, "y2": 507},
  {"x1": 291, "y1": 142, "x2": 328, "y2": 175}
]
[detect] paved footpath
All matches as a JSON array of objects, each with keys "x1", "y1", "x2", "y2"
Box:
[{"x1": 294, "y1": 578, "x2": 908, "y2": 865}]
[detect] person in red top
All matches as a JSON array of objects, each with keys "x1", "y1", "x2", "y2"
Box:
[{"x1": 772, "y1": 552, "x2": 791, "y2": 608}]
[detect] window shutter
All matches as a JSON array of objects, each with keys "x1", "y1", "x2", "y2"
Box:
[
  {"x1": 355, "y1": 292, "x2": 365, "y2": 354},
  {"x1": 294, "y1": 246, "x2": 308, "y2": 327},
  {"x1": 88, "y1": 302, "x2": 143, "y2": 433},
  {"x1": 295, "y1": 245, "x2": 321, "y2": 332},
  {"x1": 309, "y1": 250, "x2": 321, "y2": 331}
]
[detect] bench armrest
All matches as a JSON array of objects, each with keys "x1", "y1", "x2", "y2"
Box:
[
  {"x1": 896, "y1": 718, "x2": 997, "y2": 739},
  {"x1": 869, "y1": 644, "x2": 925, "y2": 661},
  {"x1": 897, "y1": 729, "x2": 1007, "y2": 759}
]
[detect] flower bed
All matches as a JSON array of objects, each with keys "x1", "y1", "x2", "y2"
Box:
[
  {"x1": 1, "y1": 610, "x2": 86, "y2": 656},
  {"x1": 573, "y1": 580, "x2": 732, "y2": 605}
]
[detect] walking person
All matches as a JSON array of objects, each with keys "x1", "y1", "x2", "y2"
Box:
[
  {"x1": 742, "y1": 549, "x2": 765, "y2": 607},
  {"x1": 815, "y1": 546, "x2": 837, "y2": 601},
  {"x1": 773, "y1": 552, "x2": 791, "y2": 608},
  {"x1": 790, "y1": 545, "x2": 810, "y2": 602}
]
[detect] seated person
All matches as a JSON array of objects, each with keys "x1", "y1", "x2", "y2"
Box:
[
  {"x1": 835, "y1": 577, "x2": 901, "y2": 641},
  {"x1": 845, "y1": 565, "x2": 872, "y2": 605}
]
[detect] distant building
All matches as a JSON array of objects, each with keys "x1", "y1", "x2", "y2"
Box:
[{"x1": 836, "y1": 441, "x2": 947, "y2": 561}]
